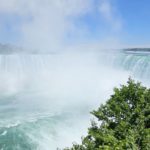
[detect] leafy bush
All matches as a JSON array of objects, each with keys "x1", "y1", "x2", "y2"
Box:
[{"x1": 64, "y1": 79, "x2": 150, "y2": 150}]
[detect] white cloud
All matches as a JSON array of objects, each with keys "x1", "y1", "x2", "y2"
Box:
[
  {"x1": 99, "y1": 0, "x2": 122, "y2": 31},
  {"x1": 0, "y1": 0, "x2": 94, "y2": 52},
  {"x1": 0, "y1": 0, "x2": 123, "y2": 52}
]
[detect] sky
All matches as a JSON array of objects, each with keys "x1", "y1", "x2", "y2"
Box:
[{"x1": 0, "y1": 0, "x2": 149, "y2": 51}]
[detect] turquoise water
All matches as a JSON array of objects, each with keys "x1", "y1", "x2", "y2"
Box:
[
  {"x1": 113, "y1": 51, "x2": 150, "y2": 83},
  {"x1": 0, "y1": 50, "x2": 149, "y2": 150}
]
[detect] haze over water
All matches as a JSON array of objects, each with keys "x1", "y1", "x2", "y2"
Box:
[
  {"x1": 0, "y1": 0, "x2": 150, "y2": 149},
  {"x1": 0, "y1": 49, "x2": 149, "y2": 149}
]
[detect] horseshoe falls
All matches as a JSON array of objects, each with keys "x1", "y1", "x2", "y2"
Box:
[{"x1": 0, "y1": 49, "x2": 150, "y2": 150}]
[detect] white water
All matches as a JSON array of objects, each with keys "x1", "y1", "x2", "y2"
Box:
[{"x1": 0, "y1": 50, "x2": 149, "y2": 150}]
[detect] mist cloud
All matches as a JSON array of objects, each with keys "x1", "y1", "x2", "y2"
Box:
[
  {"x1": 99, "y1": 0, "x2": 122, "y2": 31},
  {"x1": 0, "y1": 0, "x2": 123, "y2": 52}
]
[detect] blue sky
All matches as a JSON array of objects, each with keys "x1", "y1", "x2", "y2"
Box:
[
  {"x1": 117, "y1": 0, "x2": 150, "y2": 46},
  {"x1": 76, "y1": 0, "x2": 150, "y2": 46},
  {"x1": 0, "y1": 0, "x2": 150, "y2": 49}
]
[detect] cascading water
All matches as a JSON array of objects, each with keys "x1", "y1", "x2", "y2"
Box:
[
  {"x1": 111, "y1": 50, "x2": 150, "y2": 84},
  {"x1": 0, "y1": 49, "x2": 149, "y2": 150}
]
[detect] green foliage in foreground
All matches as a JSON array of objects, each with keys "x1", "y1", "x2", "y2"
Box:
[{"x1": 64, "y1": 79, "x2": 150, "y2": 150}]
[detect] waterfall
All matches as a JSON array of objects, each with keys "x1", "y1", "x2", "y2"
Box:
[
  {"x1": 0, "y1": 50, "x2": 149, "y2": 150},
  {"x1": 111, "y1": 50, "x2": 150, "y2": 83}
]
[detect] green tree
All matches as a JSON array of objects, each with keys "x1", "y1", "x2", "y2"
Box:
[{"x1": 64, "y1": 79, "x2": 150, "y2": 150}]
